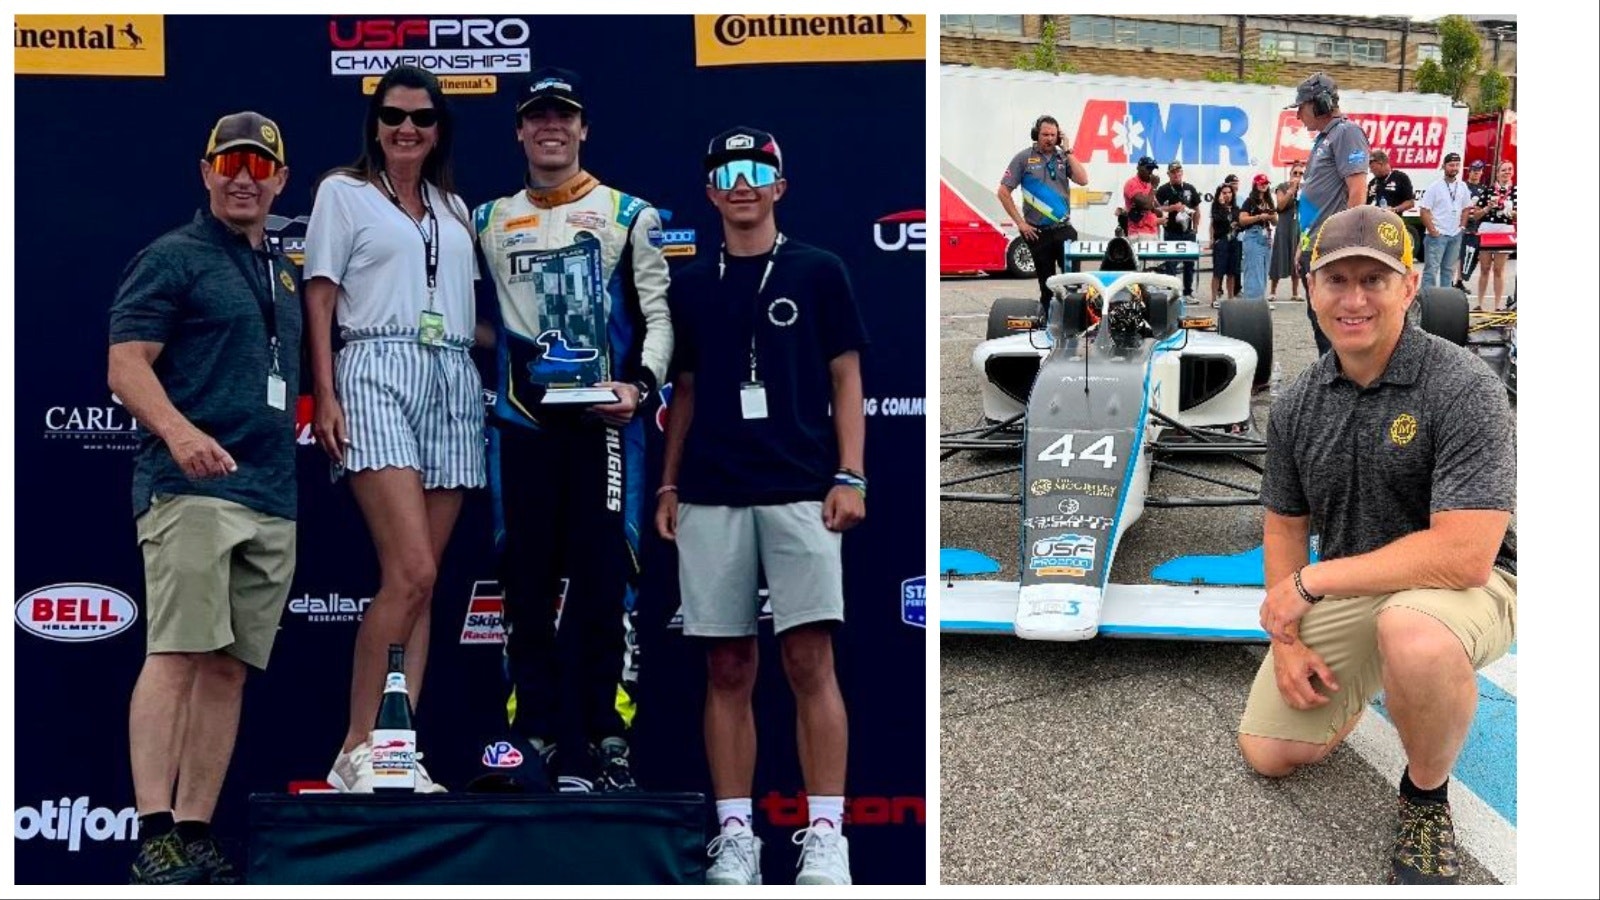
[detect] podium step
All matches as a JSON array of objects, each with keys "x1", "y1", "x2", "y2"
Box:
[{"x1": 248, "y1": 791, "x2": 708, "y2": 884}]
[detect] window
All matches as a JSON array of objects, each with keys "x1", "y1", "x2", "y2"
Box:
[
  {"x1": 1071, "y1": 16, "x2": 1219, "y2": 51},
  {"x1": 941, "y1": 15, "x2": 1023, "y2": 36},
  {"x1": 1260, "y1": 31, "x2": 1386, "y2": 65},
  {"x1": 1417, "y1": 43, "x2": 1442, "y2": 64}
]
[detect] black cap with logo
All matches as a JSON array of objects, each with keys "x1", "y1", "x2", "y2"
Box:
[
  {"x1": 516, "y1": 67, "x2": 584, "y2": 116},
  {"x1": 204, "y1": 111, "x2": 286, "y2": 165},
  {"x1": 704, "y1": 126, "x2": 783, "y2": 174}
]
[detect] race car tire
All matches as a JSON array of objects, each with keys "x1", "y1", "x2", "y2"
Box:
[
  {"x1": 1417, "y1": 286, "x2": 1468, "y2": 346},
  {"x1": 1006, "y1": 237, "x2": 1036, "y2": 278},
  {"x1": 1217, "y1": 297, "x2": 1273, "y2": 389},
  {"x1": 988, "y1": 297, "x2": 1043, "y2": 341}
]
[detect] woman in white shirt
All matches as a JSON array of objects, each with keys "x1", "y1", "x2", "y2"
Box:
[
  {"x1": 303, "y1": 64, "x2": 484, "y2": 793},
  {"x1": 1472, "y1": 162, "x2": 1517, "y2": 311}
]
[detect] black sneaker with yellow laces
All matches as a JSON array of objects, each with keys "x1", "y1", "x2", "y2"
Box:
[
  {"x1": 129, "y1": 831, "x2": 204, "y2": 885},
  {"x1": 186, "y1": 835, "x2": 243, "y2": 884},
  {"x1": 1389, "y1": 795, "x2": 1460, "y2": 885}
]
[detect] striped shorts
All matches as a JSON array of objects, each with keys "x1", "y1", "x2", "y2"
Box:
[{"x1": 334, "y1": 333, "x2": 486, "y2": 489}]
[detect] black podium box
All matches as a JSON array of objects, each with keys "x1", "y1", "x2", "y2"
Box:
[{"x1": 248, "y1": 792, "x2": 708, "y2": 884}]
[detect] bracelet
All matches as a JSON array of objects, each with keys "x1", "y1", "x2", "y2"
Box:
[
  {"x1": 655, "y1": 484, "x2": 678, "y2": 498},
  {"x1": 833, "y1": 471, "x2": 866, "y2": 500},
  {"x1": 1292, "y1": 567, "x2": 1324, "y2": 605},
  {"x1": 836, "y1": 467, "x2": 866, "y2": 483}
]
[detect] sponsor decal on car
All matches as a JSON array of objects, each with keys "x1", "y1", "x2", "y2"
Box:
[{"x1": 1028, "y1": 533, "x2": 1097, "y2": 578}]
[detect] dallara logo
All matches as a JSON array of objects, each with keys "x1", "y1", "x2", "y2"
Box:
[
  {"x1": 695, "y1": 14, "x2": 924, "y2": 67},
  {"x1": 14, "y1": 15, "x2": 165, "y2": 77}
]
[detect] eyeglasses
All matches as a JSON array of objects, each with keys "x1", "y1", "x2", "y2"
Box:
[
  {"x1": 208, "y1": 150, "x2": 279, "y2": 181},
  {"x1": 709, "y1": 160, "x2": 779, "y2": 191},
  {"x1": 378, "y1": 106, "x2": 439, "y2": 128}
]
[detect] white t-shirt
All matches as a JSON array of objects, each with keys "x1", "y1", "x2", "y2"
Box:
[
  {"x1": 1417, "y1": 177, "x2": 1472, "y2": 238},
  {"x1": 303, "y1": 174, "x2": 477, "y2": 342}
]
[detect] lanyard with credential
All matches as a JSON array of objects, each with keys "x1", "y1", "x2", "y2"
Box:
[
  {"x1": 719, "y1": 232, "x2": 785, "y2": 382},
  {"x1": 719, "y1": 233, "x2": 784, "y2": 420},
  {"x1": 221, "y1": 244, "x2": 286, "y2": 409},
  {"x1": 379, "y1": 172, "x2": 440, "y2": 306}
]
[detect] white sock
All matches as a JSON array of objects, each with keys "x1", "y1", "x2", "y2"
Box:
[
  {"x1": 807, "y1": 795, "x2": 844, "y2": 831},
  {"x1": 716, "y1": 798, "x2": 753, "y2": 833}
]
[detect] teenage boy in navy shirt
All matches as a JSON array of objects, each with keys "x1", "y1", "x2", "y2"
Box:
[{"x1": 655, "y1": 126, "x2": 867, "y2": 885}]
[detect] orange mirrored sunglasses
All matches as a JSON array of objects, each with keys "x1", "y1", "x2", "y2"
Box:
[{"x1": 208, "y1": 150, "x2": 279, "y2": 181}]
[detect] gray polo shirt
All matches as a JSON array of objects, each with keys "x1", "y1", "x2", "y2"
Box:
[
  {"x1": 109, "y1": 211, "x2": 303, "y2": 521},
  {"x1": 1261, "y1": 325, "x2": 1516, "y2": 574},
  {"x1": 1297, "y1": 115, "x2": 1370, "y2": 245},
  {"x1": 1001, "y1": 144, "x2": 1074, "y2": 227}
]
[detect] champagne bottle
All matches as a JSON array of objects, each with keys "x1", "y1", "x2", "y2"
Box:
[{"x1": 370, "y1": 643, "x2": 416, "y2": 793}]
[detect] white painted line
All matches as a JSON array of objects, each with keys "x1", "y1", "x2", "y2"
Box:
[
  {"x1": 1345, "y1": 710, "x2": 1518, "y2": 884},
  {"x1": 1479, "y1": 652, "x2": 1516, "y2": 696}
]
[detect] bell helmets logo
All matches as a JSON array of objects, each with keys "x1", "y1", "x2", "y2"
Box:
[
  {"x1": 873, "y1": 210, "x2": 925, "y2": 252},
  {"x1": 16, "y1": 584, "x2": 138, "y2": 643},
  {"x1": 14, "y1": 797, "x2": 138, "y2": 851},
  {"x1": 327, "y1": 18, "x2": 532, "y2": 75}
]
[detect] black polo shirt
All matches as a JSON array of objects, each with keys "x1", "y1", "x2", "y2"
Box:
[
  {"x1": 1261, "y1": 325, "x2": 1515, "y2": 574},
  {"x1": 109, "y1": 210, "x2": 303, "y2": 520},
  {"x1": 668, "y1": 238, "x2": 867, "y2": 506},
  {"x1": 1367, "y1": 170, "x2": 1415, "y2": 210}
]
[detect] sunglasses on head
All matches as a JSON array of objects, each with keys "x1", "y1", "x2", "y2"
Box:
[
  {"x1": 208, "y1": 149, "x2": 279, "y2": 181},
  {"x1": 378, "y1": 106, "x2": 439, "y2": 128},
  {"x1": 709, "y1": 159, "x2": 779, "y2": 191}
]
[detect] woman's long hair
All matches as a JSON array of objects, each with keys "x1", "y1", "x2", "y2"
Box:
[{"x1": 320, "y1": 65, "x2": 468, "y2": 228}]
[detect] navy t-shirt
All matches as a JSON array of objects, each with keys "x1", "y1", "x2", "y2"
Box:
[{"x1": 670, "y1": 238, "x2": 868, "y2": 506}]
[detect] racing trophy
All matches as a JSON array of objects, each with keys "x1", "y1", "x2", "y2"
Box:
[{"x1": 525, "y1": 238, "x2": 617, "y2": 406}]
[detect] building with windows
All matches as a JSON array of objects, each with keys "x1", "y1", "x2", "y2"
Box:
[{"x1": 941, "y1": 14, "x2": 1516, "y2": 107}]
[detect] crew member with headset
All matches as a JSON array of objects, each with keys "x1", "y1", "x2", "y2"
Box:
[
  {"x1": 997, "y1": 114, "x2": 1089, "y2": 310},
  {"x1": 1289, "y1": 72, "x2": 1370, "y2": 356}
]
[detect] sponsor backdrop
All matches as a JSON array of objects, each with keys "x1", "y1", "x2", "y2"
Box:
[{"x1": 13, "y1": 14, "x2": 926, "y2": 884}]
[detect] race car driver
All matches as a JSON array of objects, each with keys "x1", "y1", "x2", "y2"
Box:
[{"x1": 474, "y1": 67, "x2": 672, "y2": 791}]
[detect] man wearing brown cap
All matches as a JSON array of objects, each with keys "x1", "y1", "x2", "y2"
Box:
[
  {"x1": 1288, "y1": 72, "x2": 1370, "y2": 355},
  {"x1": 1237, "y1": 205, "x2": 1517, "y2": 885},
  {"x1": 109, "y1": 111, "x2": 301, "y2": 884}
]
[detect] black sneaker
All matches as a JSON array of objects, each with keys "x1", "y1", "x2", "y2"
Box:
[
  {"x1": 593, "y1": 737, "x2": 639, "y2": 792},
  {"x1": 129, "y1": 831, "x2": 204, "y2": 884},
  {"x1": 1389, "y1": 795, "x2": 1460, "y2": 884},
  {"x1": 186, "y1": 835, "x2": 242, "y2": 884}
]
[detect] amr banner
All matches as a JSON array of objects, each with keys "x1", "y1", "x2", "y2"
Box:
[{"x1": 13, "y1": 14, "x2": 926, "y2": 885}]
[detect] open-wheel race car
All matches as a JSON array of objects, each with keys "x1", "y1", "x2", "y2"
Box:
[{"x1": 939, "y1": 237, "x2": 1492, "y2": 642}]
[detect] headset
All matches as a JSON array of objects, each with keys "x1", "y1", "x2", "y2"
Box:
[
  {"x1": 1031, "y1": 115, "x2": 1060, "y2": 143},
  {"x1": 1311, "y1": 87, "x2": 1335, "y2": 117}
]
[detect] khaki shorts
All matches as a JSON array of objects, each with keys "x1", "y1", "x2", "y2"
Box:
[
  {"x1": 1239, "y1": 568, "x2": 1517, "y2": 744},
  {"x1": 676, "y1": 501, "x2": 844, "y2": 637},
  {"x1": 137, "y1": 494, "x2": 296, "y2": 670}
]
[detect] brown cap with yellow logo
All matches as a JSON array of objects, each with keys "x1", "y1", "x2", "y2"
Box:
[
  {"x1": 1308, "y1": 205, "x2": 1413, "y2": 275},
  {"x1": 204, "y1": 111, "x2": 285, "y2": 165}
]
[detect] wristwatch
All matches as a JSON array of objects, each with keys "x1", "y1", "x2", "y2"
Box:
[{"x1": 630, "y1": 380, "x2": 651, "y2": 404}]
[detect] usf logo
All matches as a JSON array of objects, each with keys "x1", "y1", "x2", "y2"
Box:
[{"x1": 15, "y1": 15, "x2": 165, "y2": 77}]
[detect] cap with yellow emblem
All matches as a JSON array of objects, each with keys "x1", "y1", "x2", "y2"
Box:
[
  {"x1": 1308, "y1": 205, "x2": 1413, "y2": 275},
  {"x1": 204, "y1": 111, "x2": 286, "y2": 165}
]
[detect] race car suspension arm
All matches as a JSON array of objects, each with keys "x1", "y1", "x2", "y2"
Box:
[
  {"x1": 939, "y1": 412, "x2": 1026, "y2": 459},
  {"x1": 1146, "y1": 408, "x2": 1266, "y2": 474},
  {"x1": 1147, "y1": 459, "x2": 1261, "y2": 498}
]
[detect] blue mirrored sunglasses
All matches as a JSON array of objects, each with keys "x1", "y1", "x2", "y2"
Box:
[{"x1": 710, "y1": 160, "x2": 779, "y2": 191}]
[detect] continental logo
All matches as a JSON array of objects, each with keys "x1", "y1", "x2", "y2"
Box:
[
  {"x1": 14, "y1": 16, "x2": 165, "y2": 77},
  {"x1": 695, "y1": 14, "x2": 924, "y2": 67},
  {"x1": 362, "y1": 74, "x2": 497, "y2": 95}
]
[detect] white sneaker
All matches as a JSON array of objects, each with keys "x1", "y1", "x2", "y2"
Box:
[
  {"x1": 793, "y1": 826, "x2": 851, "y2": 885},
  {"x1": 1269, "y1": 301, "x2": 1278, "y2": 311},
  {"x1": 414, "y1": 754, "x2": 448, "y2": 793},
  {"x1": 328, "y1": 742, "x2": 374, "y2": 792},
  {"x1": 706, "y1": 829, "x2": 762, "y2": 885}
]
